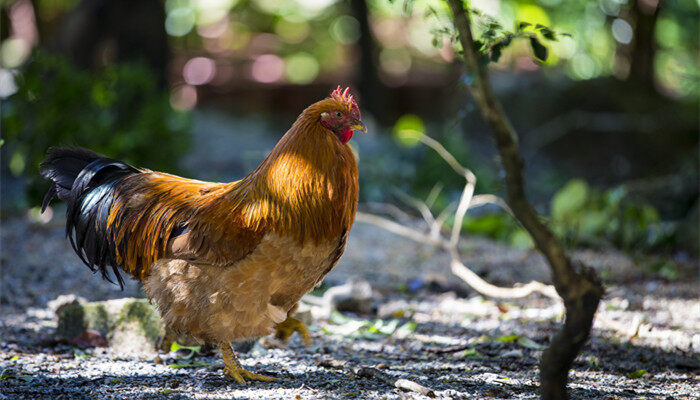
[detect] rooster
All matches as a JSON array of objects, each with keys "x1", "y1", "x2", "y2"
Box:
[{"x1": 40, "y1": 87, "x2": 365, "y2": 383}]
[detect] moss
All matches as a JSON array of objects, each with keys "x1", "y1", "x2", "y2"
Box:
[
  {"x1": 55, "y1": 298, "x2": 165, "y2": 352},
  {"x1": 114, "y1": 299, "x2": 164, "y2": 343}
]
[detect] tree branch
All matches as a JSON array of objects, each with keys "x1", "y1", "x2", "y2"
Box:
[{"x1": 356, "y1": 129, "x2": 559, "y2": 301}]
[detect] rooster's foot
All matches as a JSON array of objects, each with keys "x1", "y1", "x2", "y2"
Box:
[
  {"x1": 275, "y1": 316, "x2": 312, "y2": 345},
  {"x1": 223, "y1": 365, "x2": 278, "y2": 384},
  {"x1": 219, "y1": 342, "x2": 277, "y2": 385}
]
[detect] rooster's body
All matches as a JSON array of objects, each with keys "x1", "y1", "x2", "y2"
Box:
[{"x1": 41, "y1": 87, "x2": 365, "y2": 383}]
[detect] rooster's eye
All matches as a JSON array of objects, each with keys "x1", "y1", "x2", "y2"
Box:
[{"x1": 335, "y1": 111, "x2": 342, "y2": 118}]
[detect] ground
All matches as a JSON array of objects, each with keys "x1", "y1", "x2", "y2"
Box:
[
  {"x1": 1, "y1": 212, "x2": 698, "y2": 400},
  {"x1": 1, "y1": 110, "x2": 698, "y2": 399}
]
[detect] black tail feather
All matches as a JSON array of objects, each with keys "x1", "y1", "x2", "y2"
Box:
[{"x1": 40, "y1": 147, "x2": 140, "y2": 288}]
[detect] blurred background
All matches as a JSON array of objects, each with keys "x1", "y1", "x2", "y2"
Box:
[{"x1": 1, "y1": 0, "x2": 698, "y2": 278}]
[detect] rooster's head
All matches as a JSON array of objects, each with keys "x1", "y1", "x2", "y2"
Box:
[{"x1": 317, "y1": 86, "x2": 366, "y2": 144}]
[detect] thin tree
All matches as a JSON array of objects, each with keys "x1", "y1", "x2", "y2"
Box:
[{"x1": 443, "y1": 1, "x2": 605, "y2": 399}]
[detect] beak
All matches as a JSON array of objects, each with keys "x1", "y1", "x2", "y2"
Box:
[{"x1": 350, "y1": 120, "x2": 367, "y2": 133}]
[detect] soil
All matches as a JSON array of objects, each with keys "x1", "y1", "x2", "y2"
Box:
[
  {"x1": 1, "y1": 213, "x2": 698, "y2": 400},
  {"x1": 1, "y1": 110, "x2": 697, "y2": 399}
]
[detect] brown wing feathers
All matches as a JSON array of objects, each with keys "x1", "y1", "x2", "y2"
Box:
[{"x1": 40, "y1": 147, "x2": 258, "y2": 286}]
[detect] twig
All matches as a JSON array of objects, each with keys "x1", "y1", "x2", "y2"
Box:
[
  {"x1": 316, "y1": 359, "x2": 436, "y2": 397},
  {"x1": 450, "y1": 258, "x2": 560, "y2": 300},
  {"x1": 424, "y1": 343, "x2": 472, "y2": 354},
  {"x1": 355, "y1": 367, "x2": 436, "y2": 398},
  {"x1": 356, "y1": 128, "x2": 559, "y2": 301}
]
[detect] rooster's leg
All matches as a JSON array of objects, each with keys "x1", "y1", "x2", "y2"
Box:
[
  {"x1": 219, "y1": 342, "x2": 277, "y2": 384},
  {"x1": 274, "y1": 316, "x2": 312, "y2": 345}
]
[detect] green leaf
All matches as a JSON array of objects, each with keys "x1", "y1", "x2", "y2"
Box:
[
  {"x1": 167, "y1": 361, "x2": 214, "y2": 369},
  {"x1": 529, "y1": 36, "x2": 548, "y2": 62},
  {"x1": 170, "y1": 342, "x2": 201, "y2": 354},
  {"x1": 461, "y1": 348, "x2": 483, "y2": 358},
  {"x1": 509, "y1": 229, "x2": 534, "y2": 249},
  {"x1": 496, "y1": 334, "x2": 519, "y2": 343},
  {"x1": 551, "y1": 179, "x2": 589, "y2": 221},
  {"x1": 627, "y1": 369, "x2": 647, "y2": 379},
  {"x1": 517, "y1": 337, "x2": 547, "y2": 350},
  {"x1": 394, "y1": 321, "x2": 417, "y2": 338}
]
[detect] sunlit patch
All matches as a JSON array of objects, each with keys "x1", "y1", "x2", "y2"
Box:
[
  {"x1": 170, "y1": 84, "x2": 198, "y2": 111},
  {"x1": 183, "y1": 57, "x2": 216, "y2": 85},
  {"x1": 251, "y1": 54, "x2": 284, "y2": 83}
]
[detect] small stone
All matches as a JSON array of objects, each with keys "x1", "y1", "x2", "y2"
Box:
[
  {"x1": 322, "y1": 279, "x2": 373, "y2": 315},
  {"x1": 501, "y1": 349, "x2": 523, "y2": 358}
]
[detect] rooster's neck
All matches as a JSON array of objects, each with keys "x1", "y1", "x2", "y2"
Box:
[{"x1": 231, "y1": 116, "x2": 358, "y2": 244}]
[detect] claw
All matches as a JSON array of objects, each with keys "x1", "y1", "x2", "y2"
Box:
[
  {"x1": 224, "y1": 365, "x2": 278, "y2": 384},
  {"x1": 219, "y1": 342, "x2": 277, "y2": 385},
  {"x1": 275, "y1": 316, "x2": 312, "y2": 345}
]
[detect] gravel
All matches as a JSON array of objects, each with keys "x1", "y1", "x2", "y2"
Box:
[{"x1": 1, "y1": 213, "x2": 698, "y2": 399}]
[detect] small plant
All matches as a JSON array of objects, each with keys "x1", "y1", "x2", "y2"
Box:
[{"x1": 425, "y1": 6, "x2": 570, "y2": 65}]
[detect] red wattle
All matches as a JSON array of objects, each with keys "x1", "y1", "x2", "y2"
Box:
[{"x1": 339, "y1": 127, "x2": 354, "y2": 143}]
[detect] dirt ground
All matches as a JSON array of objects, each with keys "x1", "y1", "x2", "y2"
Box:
[{"x1": 0, "y1": 213, "x2": 698, "y2": 400}]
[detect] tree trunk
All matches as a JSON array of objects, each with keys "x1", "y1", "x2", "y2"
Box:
[
  {"x1": 350, "y1": 0, "x2": 387, "y2": 123},
  {"x1": 626, "y1": 0, "x2": 661, "y2": 91},
  {"x1": 445, "y1": 1, "x2": 605, "y2": 399}
]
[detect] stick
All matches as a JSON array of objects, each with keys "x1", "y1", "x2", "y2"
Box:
[{"x1": 355, "y1": 367, "x2": 435, "y2": 398}]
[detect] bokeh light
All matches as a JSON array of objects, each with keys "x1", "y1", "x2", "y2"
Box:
[
  {"x1": 251, "y1": 54, "x2": 284, "y2": 83},
  {"x1": 170, "y1": 84, "x2": 198, "y2": 110},
  {"x1": 611, "y1": 19, "x2": 633, "y2": 44},
  {"x1": 183, "y1": 57, "x2": 217, "y2": 85},
  {"x1": 285, "y1": 53, "x2": 319, "y2": 84},
  {"x1": 330, "y1": 16, "x2": 360, "y2": 45},
  {"x1": 166, "y1": 7, "x2": 196, "y2": 37}
]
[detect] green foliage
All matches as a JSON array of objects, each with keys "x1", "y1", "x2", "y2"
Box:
[
  {"x1": 2, "y1": 53, "x2": 191, "y2": 204},
  {"x1": 549, "y1": 179, "x2": 674, "y2": 251},
  {"x1": 322, "y1": 311, "x2": 416, "y2": 340},
  {"x1": 461, "y1": 178, "x2": 674, "y2": 253},
  {"x1": 627, "y1": 369, "x2": 647, "y2": 379},
  {"x1": 425, "y1": 6, "x2": 570, "y2": 66}
]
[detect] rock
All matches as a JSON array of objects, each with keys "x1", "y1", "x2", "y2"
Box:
[
  {"x1": 377, "y1": 299, "x2": 411, "y2": 319},
  {"x1": 47, "y1": 294, "x2": 86, "y2": 316},
  {"x1": 70, "y1": 329, "x2": 108, "y2": 348},
  {"x1": 501, "y1": 349, "x2": 523, "y2": 358},
  {"x1": 323, "y1": 279, "x2": 373, "y2": 315},
  {"x1": 55, "y1": 298, "x2": 164, "y2": 353}
]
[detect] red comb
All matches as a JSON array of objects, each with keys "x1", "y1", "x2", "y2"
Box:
[{"x1": 330, "y1": 85, "x2": 358, "y2": 110}]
